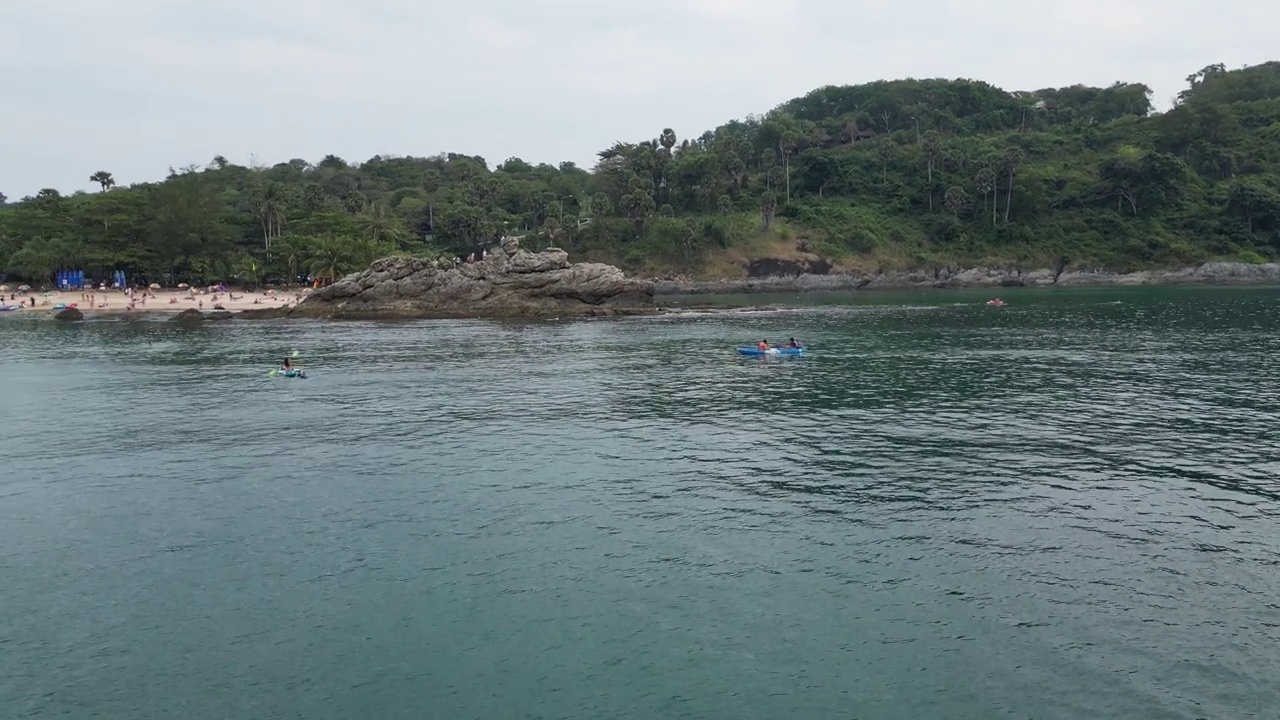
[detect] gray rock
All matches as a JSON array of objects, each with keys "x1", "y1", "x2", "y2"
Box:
[
  {"x1": 236, "y1": 307, "x2": 290, "y2": 319},
  {"x1": 289, "y1": 250, "x2": 655, "y2": 319},
  {"x1": 53, "y1": 307, "x2": 83, "y2": 321},
  {"x1": 172, "y1": 308, "x2": 205, "y2": 322},
  {"x1": 654, "y1": 261, "x2": 1280, "y2": 295}
]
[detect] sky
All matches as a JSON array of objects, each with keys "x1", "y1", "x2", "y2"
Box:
[{"x1": 0, "y1": 0, "x2": 1273, "y2": 198}]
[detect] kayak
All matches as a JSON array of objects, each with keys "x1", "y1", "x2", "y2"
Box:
[
  {"x1": 275, "y1": 368, "x2": 307, "y2": 378},
  {"x1": 0, "y1": 305, "x2": 22, "y2": 312},
  {"x1": 737, "y1": 347, "x2": 805, "y2": 356}
]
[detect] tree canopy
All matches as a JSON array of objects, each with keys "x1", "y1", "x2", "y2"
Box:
[{"x1": 3, "y1": 61, "x2": 1280, "y2": 285}]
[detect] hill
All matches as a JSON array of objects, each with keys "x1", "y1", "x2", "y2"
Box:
[{"x1": 3, "y1": 61, "x2": 1280, "y2": 287}]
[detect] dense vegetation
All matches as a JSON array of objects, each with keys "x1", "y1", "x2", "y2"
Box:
[{"x1": 3, "y1": 62, "x2": 1280, "y2": 286}]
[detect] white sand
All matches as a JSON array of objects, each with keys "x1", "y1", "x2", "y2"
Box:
[{"x1": 1, "y1": 287, "x2": 312, "y2": 316}]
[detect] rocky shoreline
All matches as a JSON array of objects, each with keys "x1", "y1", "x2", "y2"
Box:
[
  {"x1": 33, "y1": 259, "x2": 1280, "y2": 323},
  {"x1": 286, "y1": 238, "x2": 654, "y2": 320},
  {"x1": 652, "y1": 261, "x2": 1280, "y2": 295}
]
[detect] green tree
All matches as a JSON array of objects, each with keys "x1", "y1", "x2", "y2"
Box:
[
  {"x1": 5, "y1": 245, "x2": 56, "y2": 282},
  {"x1": 1225, "y1": 178, "x2": 1280, "y2": 234}
]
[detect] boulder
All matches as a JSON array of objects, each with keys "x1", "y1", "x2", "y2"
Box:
[
  {"x1": 236, "y1": 307, "x2": 291, "y2": 319},
  {"x1": 288, "y1": 248, "x2": 656, "y2": 319},
  {"x1": 53, "y1": 307, "x2": 83, "y2": 321},
  {"x1": 172, "y1": 309, "x2": 205, "y2": 322}
]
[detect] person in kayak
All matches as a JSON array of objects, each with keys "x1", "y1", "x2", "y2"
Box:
[
  {"x1": 281, "y1": 358, "x2": 294, "y2": 372},
  {"x1": 758, "y1": 339, "x2": 769, "y2": 350},
  {"x1": 788, "y1": 337, "x2": 801, "y2": 348}
]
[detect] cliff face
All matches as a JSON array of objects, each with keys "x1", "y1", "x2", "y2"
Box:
[{"x1": 290, "y1": 241, "x2": 656, "y2": 319}]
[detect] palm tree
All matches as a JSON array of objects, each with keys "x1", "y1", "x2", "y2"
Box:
[
  {"x1": 659, "y1": 128, "x2": 677, "y2": 152},
  {"x1": 343, "y1": 190, "x2": 366, "y2": 214},
  {"x1": 780, "y1": 133, "x2": 799, "y2": 203},
  {"x1": 89, "y1": 171, "x2": 115, "y2": 192},
  {"x1": 724, "y1": 154, "x2": 745, "y2": 190},
  {"x1": 249, "y1": 183, "x2": 287, "y2": 250},
  {"x1": 273, "y1": 236, "x2": 308, "y2": 285},
  {"x1": 357, "y1": 202, "x2": 406, "y2": 245},
  {"x1": 877, "y1": 140, "x2": 896, "y2": 184},
  {"x1": 944, "y1": 186, "x2": 968, "y2": 218},
  {"x1": 540, "y1": 217, "x2": 561, "y2": 249},
  {"x1": 620, "y1": 191, "x2": 655, "y2": 236},
  {"x1": 302, "y1": 183, "x2": 326, "y2": 212},
  {"x1": 923, "y1": 132, "x2": 942, "y2": 211},
  {"x1": 974, "y1": 168, "x2": 996, "y2": 225},
  {"x1": 237, "y1": 254, "x2": 264, "y2": 289},
  {"x1": 308, "y1": 237, "x2": 357, "y2": 285},
  {"x1": 760, "y1": 191, "x2": 778, "y2": 230},
  {"x1": 1002, "y1": 148, "x2": 1025, "y2": 223},
  {"x1": 589, "y1": 192, "x2": 610, "y2": 219}
]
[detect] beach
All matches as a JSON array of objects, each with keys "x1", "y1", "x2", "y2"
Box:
[{"x1": 0, "y1": 287, "x2": 309, "y2": 316}]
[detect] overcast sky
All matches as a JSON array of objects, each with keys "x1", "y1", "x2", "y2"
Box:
[{"x1": 0, "y1": 0, "x2": 1271, "y2": 198}]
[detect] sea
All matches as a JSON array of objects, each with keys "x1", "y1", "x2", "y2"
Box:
[{"x1": 1, "y1": 285, "x2": 1277, "y2": 719}]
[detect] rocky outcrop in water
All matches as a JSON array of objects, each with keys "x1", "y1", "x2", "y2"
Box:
[
  {"x1": 654, "y1": 261, "x2": 1280, "y2": 295},
  {"x1": 53, "y1": 307, "x2": 83, "y2": 321},
  {"x1": 170, "y1": 309, "x2": 235, "y2": 322},
  {"x1": 289, "y1": 239, "x2": 655, "y2": 319}
]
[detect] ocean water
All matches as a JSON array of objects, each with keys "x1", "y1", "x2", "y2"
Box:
[{"x1": 1, "y1": 286, "x2": 1278, "y2": 719}]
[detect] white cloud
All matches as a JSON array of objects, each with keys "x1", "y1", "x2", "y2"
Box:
[{"x1": 0, "y1": 0, "x2": 1275, "y2": 196}]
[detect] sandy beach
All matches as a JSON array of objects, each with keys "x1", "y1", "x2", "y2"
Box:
[{"x1": 0, "y1": 286, "x2": 310, "y2": 316}]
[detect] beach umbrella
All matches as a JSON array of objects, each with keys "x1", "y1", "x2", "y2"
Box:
[
  {"x1": 177, "y1": 283, "x2": 190, "y2": 289},
  {"x1": 18, "y1": 285, "x2": 30, "y2": 291},
  {"x1": 0, "y1": 285, "x2": 8, "y2": 291},
  {"x1": 149, "y1": 283, "x2": 161, "y2": 289}
]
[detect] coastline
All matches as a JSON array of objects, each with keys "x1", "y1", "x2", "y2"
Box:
[
  {"x1": 6, "y1": 260, "x2": 1280, "y2": 322},
  {"x1": 651, "y1": 261, "x2": 1280, "y2": 295}
]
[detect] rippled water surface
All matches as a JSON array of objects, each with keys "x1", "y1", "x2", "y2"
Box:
[{"x1": 2, "y1": 286, "x2": 1279, "y2": 719}]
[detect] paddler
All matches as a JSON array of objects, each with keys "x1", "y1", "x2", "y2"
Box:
[
  {"x1": 758, "y1": 339, "x2": 769, "y2": 350},
  {"x1": 281, "y1": 358, "x2": 294, "y2": 372}
]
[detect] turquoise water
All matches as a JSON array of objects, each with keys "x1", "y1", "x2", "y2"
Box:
[{"x1": 2, "y1": 287, "x2": 1278, "y2": 719}]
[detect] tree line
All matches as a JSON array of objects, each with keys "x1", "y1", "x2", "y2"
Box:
[{"x1": 2, "y1": 60, "x2": 1279, "y2": 286}]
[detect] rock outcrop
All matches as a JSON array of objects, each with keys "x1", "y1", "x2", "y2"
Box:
[
  {"x1": 53, "y1": 307, "x2": 83, "y2": 321},
  {"x1": 654, "y1": 261, "x2": 1280, "y2": 295},
  {"x1": 289, "y1": 241, "x2": 655, "y2": 319}
]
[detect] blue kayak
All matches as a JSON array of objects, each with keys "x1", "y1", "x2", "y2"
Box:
[
  {"x1": 275, "y1": 368, "x2": 307, "y2": 378},
  {"x1": 737, "y1": 347, "x2": 804, "y2": 356}
]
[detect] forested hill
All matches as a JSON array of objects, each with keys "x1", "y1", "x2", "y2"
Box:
[{"x1": 3, "y1": 61, "x2": 1280, "y2": 286}]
